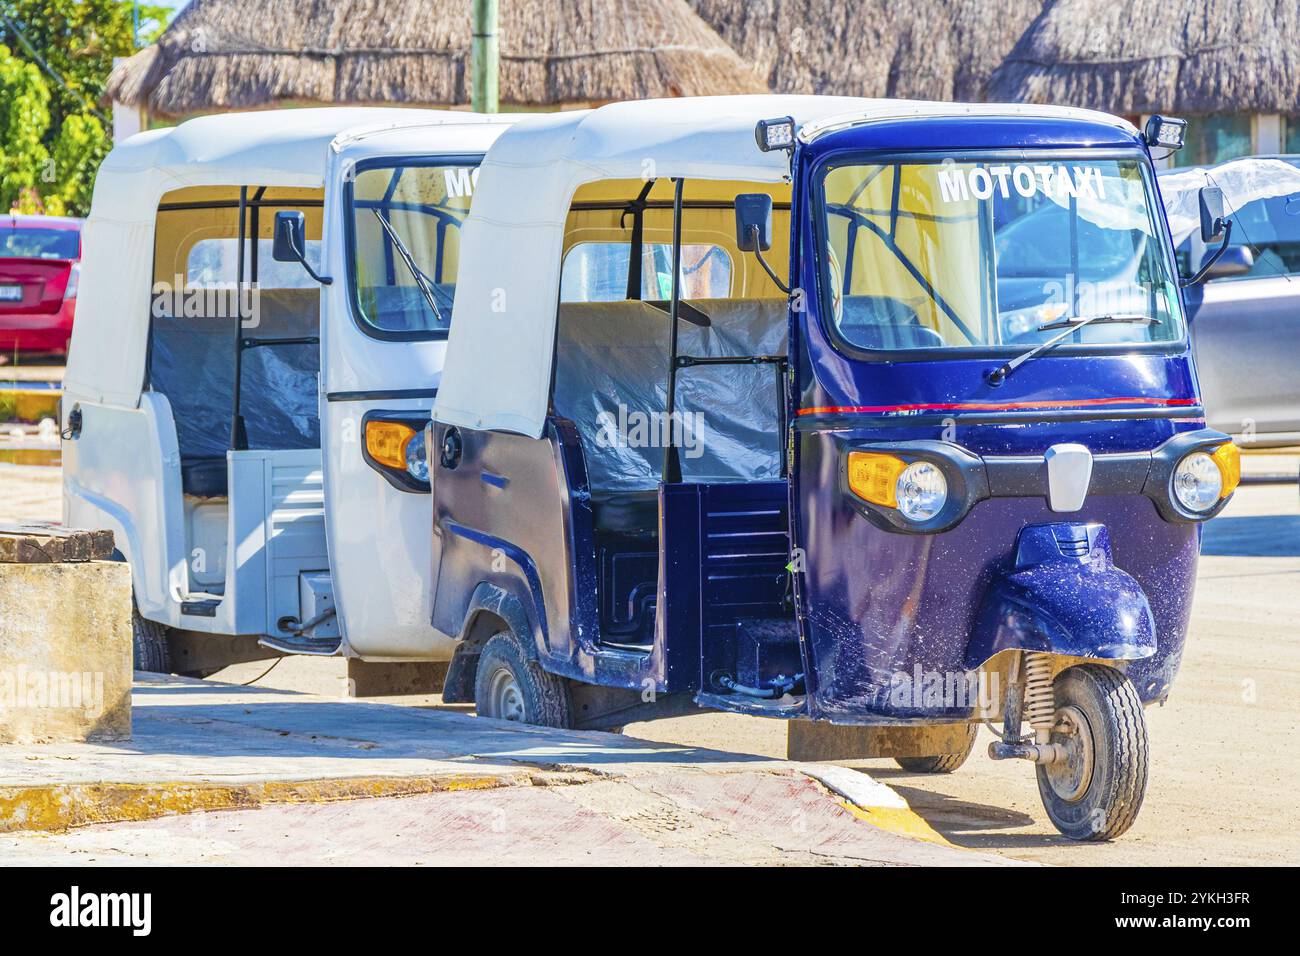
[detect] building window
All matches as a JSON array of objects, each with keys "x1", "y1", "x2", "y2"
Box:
[
  {"x1": 1283, "y1": 116, "x2": 1300, "y2": 155},
  {"x1": 1172, "y1": 115, "x2": 1253, "y2": 167}
]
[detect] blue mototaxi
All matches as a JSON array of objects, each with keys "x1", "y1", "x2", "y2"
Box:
[{"x1": 428, "y1": 97, "x2": 1240, "y2": 840}]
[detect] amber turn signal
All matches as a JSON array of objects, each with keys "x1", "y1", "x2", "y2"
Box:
[
  {"x1": 365, "y1": 420, "x2": 418, "y2": 470},
  {"x1": 846, "y1": 451, "x2": 907, "y2": 507},
  {"x1": 1211, "y1": 442, "x2": 1240, "y2": 498}
]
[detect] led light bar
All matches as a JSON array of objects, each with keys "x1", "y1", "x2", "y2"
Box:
[
  {"x1": 755, "y1": 116, "x2": 797, "y2": 152},
  {"x1": 1144, "y1": 115, "x2": 1187, "y2": 151}
]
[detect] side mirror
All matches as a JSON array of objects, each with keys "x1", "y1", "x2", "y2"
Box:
[
  {"x1": 735, "y1": 193, "x2": 773, "y2": 251},
  {"x1": 733, "y1": 193, "x2": 789, "y2": 294},
  {"x1": 271, "y1": 210, "x2": 332, "y2": 285},
  {"x1": 1199, "y1": 186, "x2": 1227, "y2": 242},
  {"x1": 1201, "y1": 244, "x2": 1253, "y2": 280},
  {"x1": 272, "y1": 210, "x2": 308, "y2": 263},
  {"x1": 1181, "y1": 187, "x2": 1235, "y2": 287}
]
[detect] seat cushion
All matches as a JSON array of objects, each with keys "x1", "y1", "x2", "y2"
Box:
[{"x1": 181, "y1": 457, "x2": 228, "y2": 497}]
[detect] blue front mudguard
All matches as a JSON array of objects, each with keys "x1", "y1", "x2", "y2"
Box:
[{"x1": 965, "y1": 523, "x2": 1156, "y2": 670}]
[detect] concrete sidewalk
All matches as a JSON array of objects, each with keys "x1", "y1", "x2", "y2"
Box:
[{"x1": 0, "y1": 675, "x2": 1013, "y2": 865}]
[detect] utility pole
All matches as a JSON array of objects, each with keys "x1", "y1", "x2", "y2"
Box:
[{"x1": 471, "y1": 0, "x2": 499, "y2": 113}]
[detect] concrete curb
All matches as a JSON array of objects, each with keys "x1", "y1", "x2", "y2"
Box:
[{"x1": 0, "y1": 770, "x2": 596, "y2": 833}]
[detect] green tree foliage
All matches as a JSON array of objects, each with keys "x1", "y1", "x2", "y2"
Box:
[
  {"x1": 0, "y1": 42, "x2": 51, "y2": 211},
  {"x1": 0, "y1": 1, "x2": 169, "y2": 215}
]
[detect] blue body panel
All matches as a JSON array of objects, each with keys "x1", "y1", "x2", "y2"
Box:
[{"x1": 784, "y1": 115, "x2": 1204, "y2": 721}]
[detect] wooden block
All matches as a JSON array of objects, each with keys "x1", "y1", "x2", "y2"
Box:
[
  {"x1": 788, "y1": 720, "x2": 973, "y2": 761},
  {"x1": 0, "y1": 524, "x2": 115, "y2": 564},
  {"x1": 346, "y1": 660, "x2": 449, "y2": 697}
]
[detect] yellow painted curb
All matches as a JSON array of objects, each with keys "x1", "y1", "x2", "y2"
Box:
[
  {"x1": 0, "y1": 771, "x2": 538, "y2": 834},
  {"x1": 1, "y1": 388, "x2": 60, "y2": 423},
  {"x1": 836, "y1": 799, "x2": 955, "y2": 847},
  {"x1": 799, "y1": 765, "x2": 956, "y2": 848}
]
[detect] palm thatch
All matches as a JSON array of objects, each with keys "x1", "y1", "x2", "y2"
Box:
[
  {"x1": 106, "y1": 0, "x2": 765, "y2": 117},
  {"x1": 989, "y1": 0, "x2": 1300, "y2": 114},
  {"x1": 688, "y1": 0, "x2": 1044, "y2": 101}
]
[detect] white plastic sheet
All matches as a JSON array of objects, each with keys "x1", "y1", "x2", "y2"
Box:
[
  {"x1": 149, "y1": 289, "x2": 320, "y2": 460},
  {"x1": 553, "y1": 298, "x2": 788, "y2": 492},
  {"x1": 1159, "y1": 158, "x2": 1300, "y2": 247}
]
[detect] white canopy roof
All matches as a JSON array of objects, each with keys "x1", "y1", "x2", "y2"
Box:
[
  {"x1": 65, "y1": 107, "x2": 515, "y2": 407},
  {"x1": 435, "y1": 95, "x2": 1134, "y2": 438}
]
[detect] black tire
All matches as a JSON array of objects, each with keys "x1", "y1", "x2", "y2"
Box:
[
  {"x1": 474, "y1": 631, "x2": 573, "y2": 728},
  {"x1": 1036, "y1": 664, "x2": 1148, "y2": 841},
  {"x1": 894, "y1": 722, "x2": 978, "y2": 773},
  {"x1": 132, "y1": 609, "x2": 172, "y2": 673}
]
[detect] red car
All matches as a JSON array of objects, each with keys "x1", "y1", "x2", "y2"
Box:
[{"x1": 1, "y1": 214, "x2": 83, "y2": 356}]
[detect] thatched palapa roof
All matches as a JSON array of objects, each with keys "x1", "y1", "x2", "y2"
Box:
[
  {"x1": 988, "y1": 0, "x2": 1300, "y2": 114},
  {"x1": 687, "y1": 0, "x2": 1045, "y2": 101},
  {"x1": 106, "y1": 0, "x2": 765, "y2": 117}
]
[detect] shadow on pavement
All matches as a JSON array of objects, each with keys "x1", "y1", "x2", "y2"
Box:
[{"x1": 1201, "y1": 514, "x2": 1300, "y2": 557}]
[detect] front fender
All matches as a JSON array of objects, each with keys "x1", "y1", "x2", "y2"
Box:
[{"x1": 965, "y1": 523, "x2": 1156, "y2": 669}]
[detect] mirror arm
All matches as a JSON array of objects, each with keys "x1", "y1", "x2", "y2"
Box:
[
  {"x1": 1180, "y1": 220, "x2": 1233, "y2": 288},
  {"x1": 748, "y1": 225, "x2": 791, "y2": 294},
  {"x1": 287, "y1": 231, "x2": 333, "y2": 286}
]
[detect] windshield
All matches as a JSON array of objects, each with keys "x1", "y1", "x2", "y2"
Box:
[
  {"x1": 2, "y1": 226, "x2": 79, "y2": 259},
  {"x1": 818, "y1": 157, "x2": 1184, "y2": 352},
  {"x1": 348, "y1": 162, "x2": 478, "y2": 338}
]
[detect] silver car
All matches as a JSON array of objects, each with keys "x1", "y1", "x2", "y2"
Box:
[{"x1": 1164, "y1": 156, "x2": 1300, "y2": 446}]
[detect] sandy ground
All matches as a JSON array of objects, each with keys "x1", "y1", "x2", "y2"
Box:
[
  {"x1": 0, "y1": 464, "x2": 62, "y2": 524},
  {"x1": 6, "y1": 460, "x2": 1298, "y2": 865}
]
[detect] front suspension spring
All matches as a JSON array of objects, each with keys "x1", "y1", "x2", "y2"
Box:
[{"x1": 1023, "y1": 652, "x2": 1057, "y2": 735}]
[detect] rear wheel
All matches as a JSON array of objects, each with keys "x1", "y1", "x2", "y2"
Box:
[
  {"x1": 474, "y1": 631, "x2": 573, "y2": 728},
  {"x1": 1036, "y1": 664, "x2": 1148, "y2": 841},
  {"x1": 132, "y1": 609, "x2": 172, "y2": 673},
  {"x1": 894, "y1": 722, "x2": 978, "y2": 773}
]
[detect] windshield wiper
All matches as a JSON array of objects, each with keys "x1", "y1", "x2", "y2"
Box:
[
  {"x1": 988, "y1": 314, "x2": 1157, "y2": 385},
  {"x1": 371, "y1": 209, "x2": 444, "y2": 326}
]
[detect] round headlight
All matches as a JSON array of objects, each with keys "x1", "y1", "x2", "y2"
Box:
[
  {"x1": 1172, "y1": 451, "x2": 1222, "y2": 513},
  {"x1": 404, "y1": 428, "x2": 430, "y2": 483},
  {"x1": 895, "y1": 461, "x2": 947, "y2": 522}
]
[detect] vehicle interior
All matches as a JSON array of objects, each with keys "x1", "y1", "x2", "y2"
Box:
[
  {"x1": 552, "y1": 178, "x2": 802, "y2": 698},
  {"x1": 148, "y1": 186, "x2": 325, "y2": 609}
]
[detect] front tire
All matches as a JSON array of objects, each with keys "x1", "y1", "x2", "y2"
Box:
[
  {"x1": 474, "y1": 631, "x2": 573, "y2": 728},
  {"x1": 132, "y1": 609, "x2": 172, "y2": 673},
  {"x1": 894, "y1": 722, "x2": 978, "y2": 773},
  {"x1": 1036, "y1": 664, "x2": 1148, "y2": 841}
]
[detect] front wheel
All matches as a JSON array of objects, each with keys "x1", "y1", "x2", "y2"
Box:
[
  {"x1": 473, "y1": 631, "x2": 573, "y2": 728},
  {"x1": 1036, "y1": 664, "x2": 1148, "y2": 841}
]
